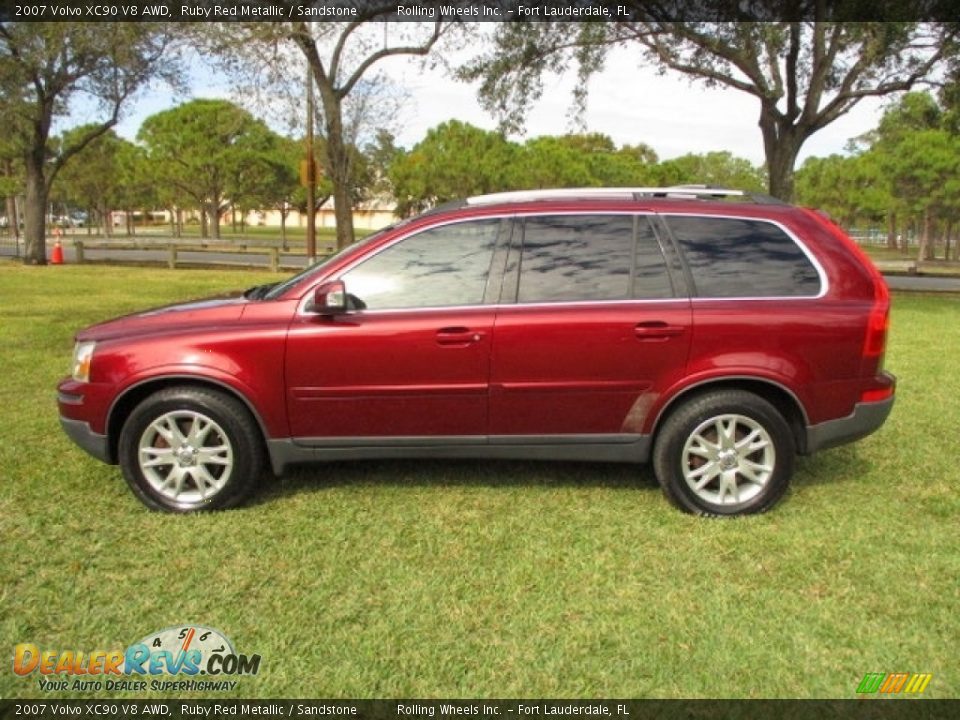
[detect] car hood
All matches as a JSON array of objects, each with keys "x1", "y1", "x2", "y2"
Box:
[{"x1": 76, "y1": 293, "x2": 249, "y2": 342}]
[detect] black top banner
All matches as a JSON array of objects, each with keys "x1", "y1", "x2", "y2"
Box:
[
  {"x1": 0, "y1": 700, "x2": 959, "y2": 720},
  {"x1": 0, "y1": 0, "x2": 955, "y2": 23}
]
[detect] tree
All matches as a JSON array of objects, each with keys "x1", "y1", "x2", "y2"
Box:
[
  {"x1": 654, "y1": 151, "x2": 766, "y2": 192},
  {"x1": 882, "y1": 129, "x2": 960, "y2": 260},
  {"x1": 389, "y1": 123, "x2": 661, "y2": 213},
  {"x1": 389, "y1": 120, "x2": 519, "y2": 216},
  {"x1": 247, "y1": 134, "x2": 301, "y2": 248},
  {"x1": 798, "y1": 91, "x2": 960, "y2": 258},
  {"x1": 518, "y1": 135, "x2": 596, "y2": 189},
  {"x1": 0, "y1": 135, "x2": 23, "y2": 243},
  {"x1": 114, "y1": 142, "x2": 158, "y2": 236},
  {"x1": 54, "y1": 127, "x2": 128, "y2": 236},
  {"x1": 138, "y1": 99, "x2": 275, "y2": 240},
  {"x1": 463, "y1": 18, "x2": 957, "y2": 201},
  {"x1": 795, "y1": 152, "x2": 889, "y2": 230},
  {"x1": 865, "y1": 92, "x2": 958, "y2": 258},
  {"x1": 514, "y1": 133, "x2": 654, "y2": 188},
  {"x1": 363, "y1": 129, "x2": 403, "y2": 201},
  {"x1": 201, "y1": 15, "x2": 456, "y2": 250},
  {"x1": 0, "y1": 22, "x2": 178, "y2": 264}
]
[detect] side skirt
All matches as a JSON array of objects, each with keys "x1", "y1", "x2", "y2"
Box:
[{"x1": 265, "y1": 434, "x2": 651, "y2": 475}]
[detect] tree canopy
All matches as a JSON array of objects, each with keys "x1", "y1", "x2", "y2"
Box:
[
  {"x1": 463, "y1": 19, "x2": 957, "y2": 201},
  {"x1": 0, "y1": 22, "x2": 178, "y2": 263},
  {"x1": 201, "y1": 15, "x2": 457, "y2": 250},
  {"x1": 389, "y1": 121, "x2": 754, "y2": 216},
  {"x1": 137, "y1": 99, "x2": 282, "y2": 239},
  {"x1": 796, "y1": 91, "x2": 960, "y2": 260}
]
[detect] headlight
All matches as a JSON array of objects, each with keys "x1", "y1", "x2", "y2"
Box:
[{"x1": 71, "y1": 341, "x2": 96, "y2": 382}]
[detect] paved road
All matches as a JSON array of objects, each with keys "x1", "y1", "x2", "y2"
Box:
[
  {"x1": 3, "y1": 242, "x2": 960, "y2": 292},
  {"x1": 883, "y1": 275, "x2": 960, "y2": 292}
]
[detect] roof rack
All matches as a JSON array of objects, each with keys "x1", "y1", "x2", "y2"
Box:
[{"x1": 465, "y1": 186, "x2": 785, "y2": 206}]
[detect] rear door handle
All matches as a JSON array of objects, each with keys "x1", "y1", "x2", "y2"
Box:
[
  {"x1": 436, "y1": 327, "x2": 485, "y2": 346},
  {"x1": 634, "y1": 321, "x2": 685, "y2": 341}
]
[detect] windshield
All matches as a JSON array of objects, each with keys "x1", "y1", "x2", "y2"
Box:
[{"x1": 261, "y1": 226, "x2": 398, "y2": 301}]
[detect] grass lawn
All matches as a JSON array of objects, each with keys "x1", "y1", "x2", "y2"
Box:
[{"x1": 0, "y1": 261, "x2": 957, "y2": 699}]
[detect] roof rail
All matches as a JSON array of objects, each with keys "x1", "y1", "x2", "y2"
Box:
[{"x1": 465, "y1": 186, "x2": 786, "y2": 206}]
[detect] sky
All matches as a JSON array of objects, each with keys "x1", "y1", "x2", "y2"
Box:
[{"x1": 104, "y1": 27, "x2": 889, "y2": 169}]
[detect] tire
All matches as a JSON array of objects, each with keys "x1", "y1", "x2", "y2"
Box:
[
  {"x1": 652, "y1": 390, "x2": 794, "y2": 516},
  {"x1": 118, "y1": 386, "x2": 264, "y2": 512}
]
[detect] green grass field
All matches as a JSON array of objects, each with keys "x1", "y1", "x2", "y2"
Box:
[{"x1": 0, "y1": 261, "x2": 957, "y2": 699}]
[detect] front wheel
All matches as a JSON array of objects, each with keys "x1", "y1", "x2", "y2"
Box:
[
  {"x1": 652, "y1": 390, "x2": 795, "y2": 516},
  {"x1": 118, "y1": 386, "x2": 264, "y2": 512}
]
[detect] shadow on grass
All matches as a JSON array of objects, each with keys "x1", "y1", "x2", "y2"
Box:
[
  {"x1": 792, "y1": 445, "x2": 870, "y2": 488},
  {"x1": 251, "y1": 458, "x2": 660, "y2": 506}
]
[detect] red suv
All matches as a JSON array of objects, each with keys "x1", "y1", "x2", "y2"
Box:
[{"x1": 57, "y1": 187, "x2": 895, "y2": 516}]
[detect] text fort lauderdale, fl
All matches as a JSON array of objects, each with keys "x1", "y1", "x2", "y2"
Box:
[{"x1": 397, "y1": 4, "x2": 628, "y2": 18}]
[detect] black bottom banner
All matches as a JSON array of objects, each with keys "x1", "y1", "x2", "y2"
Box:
[{"x1": 1, "y1": 700, "x2": 958, "y2": 720}]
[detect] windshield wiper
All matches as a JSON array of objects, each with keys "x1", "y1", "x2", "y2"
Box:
[{"x1": 244, "y1": 283, "x2": 277, "y2": 300}]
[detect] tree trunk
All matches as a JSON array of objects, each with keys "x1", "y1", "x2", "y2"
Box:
[
  {"x1": 22, "y1": 158, "x2": 47, "y2": 265},
  {"x1": 100, "y1": 202, "x2": 111, "y2": 238},
  {"x1": 759, "y1": 111, "x2": 803, "y2": 202},
  {"x1": 5, "y1": 194, "x2": 19, "y2": 244},
  {"x1": 944, "y1": 221, "x2": 952, "y2": 262},
  {"x1": 917, "y1": 208, "x2": 931, "y2": 262},
  {"x1": 280, "y1": 210, "x2": 288, "y2": 250},
  {"x1": 200, "y1": 207, "x2": 208, "y2": 238},
  {"x1": 318, "y1": 84, "x2": 355, "y2": 250},
  {"x1": 886, "y1": 212, "x2": 898, "y2": 250},
  {"x1": 210, "y1": 202, "x2": 221, "y2": 240}
]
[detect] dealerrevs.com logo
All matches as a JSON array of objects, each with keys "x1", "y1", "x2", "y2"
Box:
[{"x1": 12, "y1": 625, "x2": 261, "y2": 692}]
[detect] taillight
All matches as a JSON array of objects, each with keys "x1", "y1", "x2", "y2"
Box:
[
  {"x1": 864, "y1": 290, "x2": 890, "y2": 361},
  {"x1": 861, "y1": 386, "x2": 894, "y2": 403}
]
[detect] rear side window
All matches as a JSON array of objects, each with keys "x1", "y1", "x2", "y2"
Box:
[
  {"x1": 517, "y1": 215, "x2": 672, "y2": 303},
  {"x1": 666, "y1": 216, "x2": 821, "y2": 298}
]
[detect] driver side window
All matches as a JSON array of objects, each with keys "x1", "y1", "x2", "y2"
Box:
[{"x1": 340, "y1": 219, "x2": 501, "y2": 310}]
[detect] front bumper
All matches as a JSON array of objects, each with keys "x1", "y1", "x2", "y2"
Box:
[
  {"x1": 59, "y1": 416, "x2": 111, "y2": 464},
  {"x1": 805, "y1": 395, "x2": 895, "y2": 454}
]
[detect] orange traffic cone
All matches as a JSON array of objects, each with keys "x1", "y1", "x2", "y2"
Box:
[{"x1": 51, "y1": 239, "x2": 64, "y2": 265}]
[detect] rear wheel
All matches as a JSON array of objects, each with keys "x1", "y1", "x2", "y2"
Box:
[
  {"x1": 653, "y1": 390, "x2": 794, "y2": 516},
  {"x1": 118, "y1": 386, "x2": 263, "y2": 512}
]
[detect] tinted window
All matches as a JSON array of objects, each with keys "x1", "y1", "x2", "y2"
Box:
[
  {"x1": 666, "y1": 216, "x2": 820, "y2": 298},
  {"x1": 341, "y1": 219, "x2": 499, "y2": 309},
  {"x1": 517, "y1": 215, "x2": 671, "y2": 303}
]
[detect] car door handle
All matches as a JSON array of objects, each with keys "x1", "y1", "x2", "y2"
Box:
[
  {"x1": 436, "y1": 327, "x2": 485, "y2": 346},
  {"x1": 634, "y1": 321, "x2": 685, "y2": 340}
]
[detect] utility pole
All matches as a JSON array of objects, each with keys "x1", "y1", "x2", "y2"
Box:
[{"x1": 305, "y1": 63, "x2": 317, "y2": 263}]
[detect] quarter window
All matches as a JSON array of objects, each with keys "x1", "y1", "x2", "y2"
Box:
[
  {"x1": 517, "y1": 215, "x2": 672, "y2": 303},
  {"x1": 666, "y1": 216, "x2": 821, "y2": 298},
  {"x1": 340, "y1": 219, "x2": 500, "y2": 310}
]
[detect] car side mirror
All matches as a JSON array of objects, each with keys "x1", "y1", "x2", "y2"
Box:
[{"x1": 312, "y1": 280, "x2": 348, "y2": 315}]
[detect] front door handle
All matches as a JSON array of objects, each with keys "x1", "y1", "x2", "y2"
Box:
[
  {"x1": 436, "y1": 327, "x2": 485, "y2": 346},
  {"x1": 634, "y1": 321, "x2": 685, "y2": 341}
]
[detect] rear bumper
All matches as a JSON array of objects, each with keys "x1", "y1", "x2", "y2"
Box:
[
  {"x1": 59, "y1": 416, "x2": 112, "y2": 464},
  {"x1": 805, "y1": 394, "x2": 895, "y2": 454}
]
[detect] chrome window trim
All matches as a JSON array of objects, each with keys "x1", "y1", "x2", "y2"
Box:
[{"x1": 660, "y1": 212, "x2": 828, "y2": 300}]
